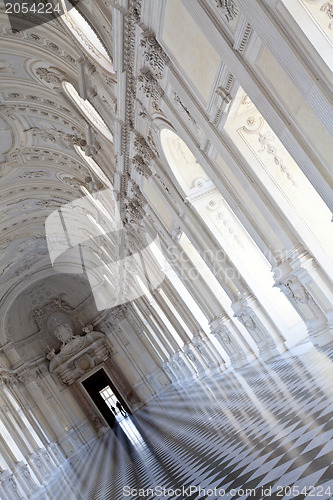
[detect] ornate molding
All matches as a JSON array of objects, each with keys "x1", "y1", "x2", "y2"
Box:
[
  {"x1": 140, "y1": 35, "x2": 169, "y2": 79},
  {"x1": 132, "y1": 155, "x2": 153, "y2": 178},
  {"x1": 123, "y1": 185, "x2": 147, "y2": 225},
  {"x1": 0, "y1": 59, "x2": 15, "y2": 73},
  {"x1": 233, "y1": 297, "x2": 277, "y2": 355},
  {"x1": 0, "y1": 27, "x2": 77, "y2": 65},
  {"x1": 173, "y1": 92, "x2": 200, "y2": 134},
  {"x1": 258, "y1": 130, "x2": 297, "y2": 186},
  {"x1": 234, "y1": 311, "x2": 257, "y2": 331},
  {"x1": 138, "y1": 70, "x2": 164, "y2": 110},
  {"x1": 35, "y1": 67, "x2": 66, "y2": 91},
  {"x1": 234, "y1": 22, "x2": 252, "y2": 53},
  {"x1": 26, "y1": 126, "x2": 86, "y2": 149},
  {"x1": 48, "y1": 325, "x2": 111, "y2": 385},
  {"x1": 275, "y1": 279, "x2": 310, "y2": 305},
  {"x1": 240, "y1": 115, "x2": 298, "y2": 187},
  {"x1": 33, "y1": 297, "x2": 73, "y2": 329},
  {"x1": 134, "y1": 134, "x2": 156, "y2": 161}
]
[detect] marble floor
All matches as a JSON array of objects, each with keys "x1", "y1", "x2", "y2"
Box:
[{"x1": 40, "y1": 342, "x2": 333, "y2": 499}]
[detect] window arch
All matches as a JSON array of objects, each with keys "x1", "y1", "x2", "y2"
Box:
[
  {"x1": 60, "y1": 0, "x2": 114, "y2": 73},
  {"x1": 63, "y1": 81, "x2": 113, "y2": 142}
]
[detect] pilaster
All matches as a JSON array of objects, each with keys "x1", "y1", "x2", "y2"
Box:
[
  {"x1": 232, "y1": 293, "x2": 287, "y2": 360},
  {"x1": 209, "y1": 314, "x2": 251, "y2": 368},
  {"x1": 274, "y1": 247, "x2": 333, "y2": 346}
]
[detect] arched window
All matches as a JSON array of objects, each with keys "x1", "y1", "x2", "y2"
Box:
[
  {"x1": 63, "y1": 81, "x2": 113, "y2": 142},
  {"x1": 60, "y1": 0, "x2": 113, "y2": 73},
  {"x1": 224, "y1": 88, "x2": 333, "y2": 269},
  {"x1": 160, "y1": 128, "x2": 304, "y2": 344}
]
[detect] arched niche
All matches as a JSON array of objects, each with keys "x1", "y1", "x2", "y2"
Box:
[
  {"x1": 224, "y1": 88, "x2": 333, "y2": 269},
  {"x1": 159, "y1": 128, "x2": 304, "y2": 342}
]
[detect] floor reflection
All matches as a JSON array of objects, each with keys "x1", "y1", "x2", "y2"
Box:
[
  {"x1": 117, "y1": 415, "x2": 145, "y2": 445},
  {"x1": 39, "y1": 343, "x2": 333, "y2": 500}
]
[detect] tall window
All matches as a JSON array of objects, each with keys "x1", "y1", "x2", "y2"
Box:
[
  {"x1": 224, "y1": 88, "x2": 333, "y2": 269},
  {"x1": 160, "y1": 128, "x2": 304, "y2": 341}
]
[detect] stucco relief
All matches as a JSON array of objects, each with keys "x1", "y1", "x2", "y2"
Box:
[
  {"x1": 0, "y1": 59, "x2": 15, "y2": 73},
  {"x1": 1, "y1": 27, "x2": 77, "y2": 65},
  {"x1": 35, "y1": 67, "x2": 66, "y2": 91},
  {"x1": 54, "y1": 321, "x2": 76, "y2": 346},
  {"x1": 27, "y1": 126, "x2": 86, "y2": 149},
  {"x1": 215, "y1": 0, "x2": 238, "y2": 22},
  {"x1": 33, "y1": 297, "x2": 73, "y2": 329},
  {"x1": 138, "y1": 70, "x2": 165, "y2": 110},
  {"x1": 140, "y1": 35, "x2": 169, "y2": 80},
  {"x1": 234, "y1": 99, "x2": 298, "y2": 187},
  {"x1": 274, "y1": 277, "x2": 325, "y2": 327},
  {"x1": 132, "y1": 154, "x2": 153, "y2": 178},
  {"x1": 257, "y1": 130, "x2": 297, "y2": 186},
  {"x1": 233, "y1": 304, "x2": 274, "y2": 351},
  {"x1": 320, "y1": 2, "x2": 333, "y2": 28},
  {"x1": 48, "y1": 323, "x2": 111, "y2": 385},
  {"x1": 173, "y1": 92, "x2": 201, "y2": 136}
]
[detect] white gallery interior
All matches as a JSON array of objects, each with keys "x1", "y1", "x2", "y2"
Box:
[{"x1": 0, "y1": 0, "x2": 332, "y2": 498}]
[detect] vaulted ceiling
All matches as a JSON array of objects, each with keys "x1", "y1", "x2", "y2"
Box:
[{"x1": 0, "y1": 3, "x2": 115, "y2": 350}]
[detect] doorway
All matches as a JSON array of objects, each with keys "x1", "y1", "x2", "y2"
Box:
[{"x1": 82, "y1": 369, "x2": 130, "y2": 428}]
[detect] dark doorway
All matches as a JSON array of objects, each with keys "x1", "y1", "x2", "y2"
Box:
[{"x1": 82, "y1": 369, "x2": 131, "y2": 428}]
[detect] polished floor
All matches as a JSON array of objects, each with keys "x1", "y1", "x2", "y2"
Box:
[{"x1": 41, "y1": 343, "x2": 333, "y2": 499}]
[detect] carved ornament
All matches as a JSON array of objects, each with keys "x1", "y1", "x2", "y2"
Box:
[
  {"x1": 48, "y1": 325, "x2": 111, "y2": 385},
  {"x1": 35, "y1": 67, "x2": 66, "y2": 91},
  {"x1": 215, "y1": 0, "x2": 238, "y2": 21},
  {"x1": 140, "y1": 35, "x2": 169, "y2": 79},
  {"x1": 33, "y1": 297, "x2": 73, "y2": 329},
  {"x1": 320, "y1": 2, "x2": 333, "y2": 28}
]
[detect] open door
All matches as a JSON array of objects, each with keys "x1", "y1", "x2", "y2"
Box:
[{"x1": 82, "y1": 369, "x2": 131, "y2": 428}]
